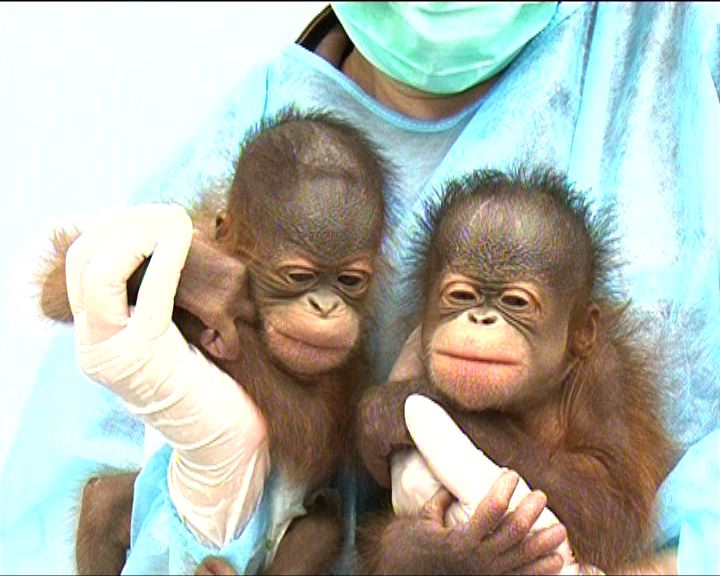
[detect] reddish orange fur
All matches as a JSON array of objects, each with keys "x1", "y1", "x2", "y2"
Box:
[
  {"x1": 355, "y1": 167, "x2": 678, "y2": 574},
  {"x1": 36, "y1": 226, "x2": 80, "y2": 323},
  {"x1": 356, "y1": 303, "x2": 677, "y2": 573},
  {"x1": 36, "y1": 109, "x2": 390, "y2": 575}
]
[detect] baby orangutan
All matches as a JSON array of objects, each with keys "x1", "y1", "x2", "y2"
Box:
[
  {"x1": 356, "y1": 166, "x2": 677, "y2": 574},
  {"x1": 38, "y1": 108, "x2": 392, "y2": 575}
]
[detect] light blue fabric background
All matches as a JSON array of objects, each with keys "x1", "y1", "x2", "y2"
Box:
[
  {"x1": 0, "y1": 4, "x2": 324, "y2": 573},
  {"x1": 1, "y1": 2, "x2": 718, "y2": 574},
  {"x1": 657, "y1": 429, "x2": 720, "y2": 575}
]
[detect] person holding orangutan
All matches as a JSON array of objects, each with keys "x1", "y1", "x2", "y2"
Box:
[{"x1": 2, "y1": 2, "x2": 718, "y2": 575}]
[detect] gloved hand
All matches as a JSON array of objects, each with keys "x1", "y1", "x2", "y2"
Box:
[
  {"x1": 392, "y1": 394, "x2": 584, "y2": 574},
  {"x1": 65, "y1": 203, "x2": 270, "y2": 548}
]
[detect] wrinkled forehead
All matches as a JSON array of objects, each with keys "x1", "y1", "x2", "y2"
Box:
[
  {"x1": 257, "y1": 173, "x2": 384, "y2": 263},
  {"x1": 433, "y1": 193, "x2": 581, "y2": 285}
]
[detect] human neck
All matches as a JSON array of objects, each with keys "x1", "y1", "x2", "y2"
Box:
[{"x1": 341, "y1": 49, "x2": 498, "y2": 122}]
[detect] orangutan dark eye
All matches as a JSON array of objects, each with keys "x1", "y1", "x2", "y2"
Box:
[
  {"x1": 337, "y1": 271, "x2": 370, "y2": 295},
  {"x1": 285, "y1": 269, "x2": 317, "y2": 285},
  {"x1": 449, "y1": 289, "x2": 475, "y2": 301},
  {"x1": 442, "y1": 282, "x2": 479, "y2": 306},
  {"x1": 500, "y1": 293, "x2": 530, "y2": 309},
  {"x1": 338, "y1": 274, "x2": 361, "y2": 287}
]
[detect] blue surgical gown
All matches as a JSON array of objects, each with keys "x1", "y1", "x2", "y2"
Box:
[{"x1": 2, "y1": 2, "x2": 718, "y2": 574}]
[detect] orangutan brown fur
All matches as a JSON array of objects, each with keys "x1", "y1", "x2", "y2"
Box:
[
  {"x1": 355, "y1": 166, "x2": 677, "y2": 574},
  {"x1": 37, "y1": 107, "x2": 392, "y2": 575}
]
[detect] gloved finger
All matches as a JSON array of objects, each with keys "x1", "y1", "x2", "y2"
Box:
[
  {"x1": 405, "y1": 394, "x2": 506, "y2": 509},
  {"x1": 69, "y1": 208, "x2": 162, "y2": 344},
  {"x1": 82, "y1": 204, "x2": 189, "y2": 342},
  {"x1": 66, "y1": 215, "x2": 120, "y2": 319},
  {"x1": 406, "y1": 395, "x2": 576, "y2": 568},
  {"x1": 390, "y1": 448, "x2": 442, "y2": 517},
  {"x1": 131, "y1": 205, "x2": 192, "y2": 340}
]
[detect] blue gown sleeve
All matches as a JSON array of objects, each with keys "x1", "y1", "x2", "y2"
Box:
[
  {"x1": 123, "y1": 446, "x2": 360, "y2": 575},
  {"x1": 122, "y1": 445, "x2": 272, "y2": 575},
  {"x1": 656, "y1": 429, "x2": 720, "y2": 575}
]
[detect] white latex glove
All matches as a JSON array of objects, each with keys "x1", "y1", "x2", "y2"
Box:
[
  {"x1": 66, "y1": 204, "x2": 270, "y2": 548},
  {"x1": 392, "y1": 394, "x2": 582, "y2": 574}
]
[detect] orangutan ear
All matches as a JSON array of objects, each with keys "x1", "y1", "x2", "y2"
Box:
[
  {"x1": 199, "y1": 327, "x2": 236, "y2": 361},
  {"x1": 571, "y1": 303, "x2": 599, "y2": 358},
  {"x1": 214, "y1": 211, "x2": 228, "y2": 241}
]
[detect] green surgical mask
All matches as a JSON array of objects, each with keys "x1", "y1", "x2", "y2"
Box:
[{"x1": 332, "y1": 2, "x2": 558, "y2": 95}]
